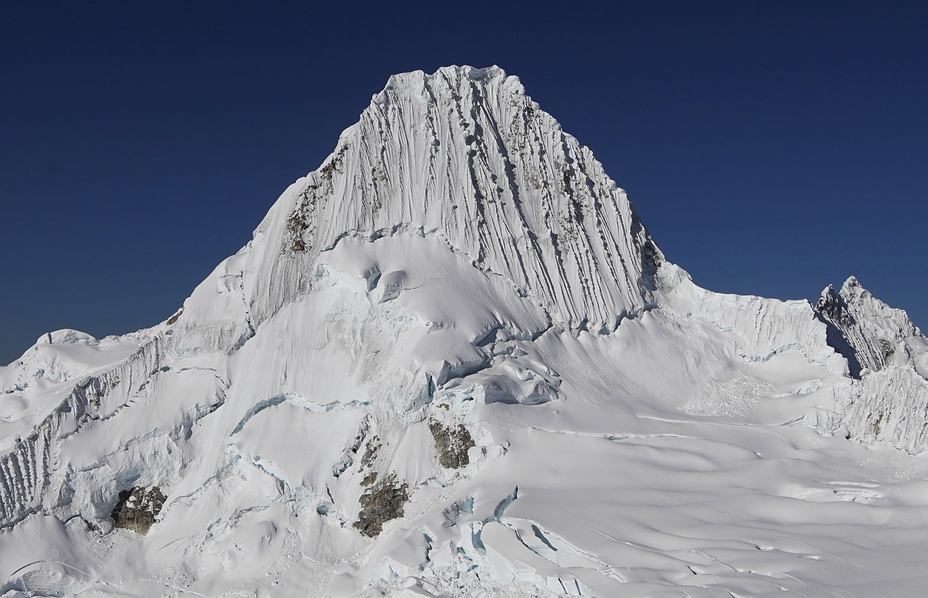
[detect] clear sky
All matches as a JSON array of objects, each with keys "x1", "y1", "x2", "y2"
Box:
[{"x1": 2, "y1": 1, "x2": 926, "y2": 364}]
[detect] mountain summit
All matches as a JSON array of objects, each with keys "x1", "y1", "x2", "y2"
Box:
[
  {"x1": 174, "y1": 65, "x2": 660, "y2": 353},
  {"x1": 2, "y1": 66, "x2": 928, "y2": 597}
]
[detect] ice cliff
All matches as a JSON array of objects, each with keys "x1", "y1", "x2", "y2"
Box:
[{"x1": 2, "y1": 66, "x2": 928, "y2": 597}]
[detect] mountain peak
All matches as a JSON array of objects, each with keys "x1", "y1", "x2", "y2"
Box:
[
  {"x1": 841, "y1": 275, "x2": 863, "y2": 295},
  {"x1": 815, "y1": 275, "x2": 928, "y2": 380},
  {"x1": 201, "y1": 66, "x2": 662, "y2": 337}
]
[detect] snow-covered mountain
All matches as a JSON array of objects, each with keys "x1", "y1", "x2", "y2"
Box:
[{"x1": 2, "y1": 65, "x2": 928, "y2": 597}]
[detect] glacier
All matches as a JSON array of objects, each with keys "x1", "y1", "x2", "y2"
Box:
[{"x1": 2, "y1": 65, "x2": 928, "y2": 597}]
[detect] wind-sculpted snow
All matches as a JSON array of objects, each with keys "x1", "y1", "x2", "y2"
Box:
[
  {"x1": 817, "y1": 276, "x2": 928, "y2": 377},
  {"x1": 175, "y1": 65, "x2": 659, "y2": 340},
  {"x1": 809, "y1": 276, "x2": 928, "y2": 452},
  {"x1": 837, "y1": 366, "x2": 928, "y2": 453},
  {"x1": 3, "y1": 66, "x2": 928, "y2": 597},
  {"x1": 657, "y1": 264, "x2": 848, "y2": 375}
]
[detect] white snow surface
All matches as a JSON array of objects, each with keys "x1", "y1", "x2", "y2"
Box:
[{"x1": 3, "y1": 65, "x2": 928, "y2": 597}]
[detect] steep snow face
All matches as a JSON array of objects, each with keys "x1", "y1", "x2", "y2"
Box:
[
  {"x1": 817, "y1": 276, "x2": 928, "y2": 377},
  {"x1": 3, "y1": 66, "x2": 928, "y2": 597},
  {"x1": 814, "y1": 276, "x2": 928, "y2": 452},
  {"x1": 171, "y1": 65, "x2": 659, "y2": 349}
]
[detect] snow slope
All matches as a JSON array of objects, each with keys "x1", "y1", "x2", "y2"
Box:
[{"x1": 2, "y1": 65, "x2": 928, "y2": 598}]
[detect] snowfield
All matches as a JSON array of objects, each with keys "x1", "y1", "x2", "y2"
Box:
[{"x1": 2, "y1": 66, "x2": 928, "y2": 597}]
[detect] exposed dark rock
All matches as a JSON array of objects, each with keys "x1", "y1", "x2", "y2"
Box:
[
  {"x1": 817, "y1": 286, "x2": 855, "y2": 327},
  {"x1": 873, "y1": 412, "x2": 885, "y2": 436},
  {"x1": 429, "y1": 421, "x2": 475, "y2": 469},
  {"x1": 111, "y1": 486, "x2": 166, "y2": 535},
  {"x1": 642, "y1": 238, "x2": 663, "y2": 269},
  {"x1": 354, "y1": 473, "x2": 407, "y2": 537},
  {"x1": 639, "y1": 238, "x2": 663, "y2": 291},
  {"x1": 285, "y1": 145, "x2": 350, "y2": 253},
  {"x1": 166, "y1": 308, "x2": 183, "y2": 326},
  {"x1": 360, "y1": 436, "x2": 380, "y2": 468},
  {"x1": 286, "y1": 207, "x2": 309, "y2": 252},
  {"x1": 814, "y1": 285, "x2": 863, "y2": 378},
  {"x1": 879, "y1": 338, "x2": 895, "y2": 361}
]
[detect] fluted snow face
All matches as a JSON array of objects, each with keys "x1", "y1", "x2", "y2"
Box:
[
  {"x1": 244, "y1": 66, "x2": 657, "y2": 330},
  {"x1": 839, "y1": 366, "x2": 928, "y2": 453},
  {"x1": 818, "y1": 276, "x2": 928, "y2": 376},
  {"x1": 813, "y1": 276, "x2": 928, "y2": 452}
]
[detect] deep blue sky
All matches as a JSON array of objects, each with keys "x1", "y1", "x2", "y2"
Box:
[{"x1": 2, "y1": 2, "x2": 927, "y2": 364}]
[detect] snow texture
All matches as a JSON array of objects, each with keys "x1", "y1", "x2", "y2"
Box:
[{"x1": 2, "y1": 65, "x2": 928, "y2": 597}]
